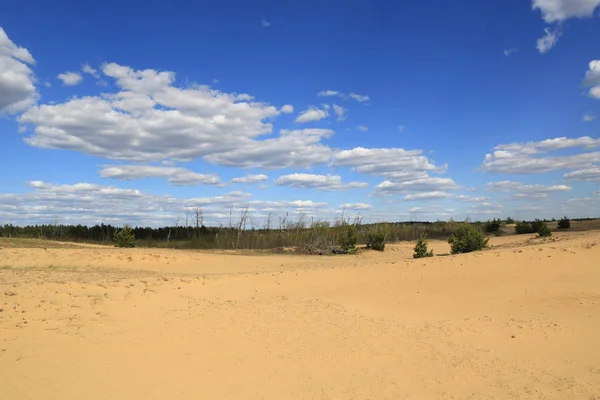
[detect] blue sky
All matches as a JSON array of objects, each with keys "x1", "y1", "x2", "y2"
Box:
[{"x1": 1, "y1": 0, "x2": 600, "y2": 226}]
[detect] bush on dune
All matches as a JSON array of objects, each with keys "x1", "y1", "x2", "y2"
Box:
[
  {"x1": 413, "y1": 237, "x2": 434, "y2": 258},
  {"x1": 448, "y1": 224, "x2": 488, "y2": 254},
  {"x1": 114, "y1": 224, "x2": 136, "y2": 248},
  {"x1": 558, "y1": 216, "x2": 571, "y2": 229}
]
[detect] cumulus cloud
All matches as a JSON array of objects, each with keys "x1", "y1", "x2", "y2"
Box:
[
  {"x1": 260, "y1": 18, "x2": 271, "y2": 27},
  {"x1": 82, "y1": 63, "x2": 100, "y2": 79},
  {"x1": 533, "y1": 0, "x2": 600, "y2": 23},
  {"x1": 57, "y1": 71, "x2": 83, "y2": 86},
  {"x1": 333, "y1": 147, "x2": 447, "y2": 178},
  {"x1": 532, "y1": 1, "x2": 600, "y2": 53},
  {"x1": 583, "y1": 60, "x2": 600, "y2": 99},
  {"x1": 99, "y1": 165, "x2": 221, "y2": 186},
  {"x1": 231, "y1": 174, "x2": 269, "y2": 184},
  {"x1": 0, "y1": 27, "x2": 38, "y2": 113},
  {"x1": 338, "y1": 203, "x2": 372, "y2": 210},
  {"x1": 403, "y1": 191, "x2": 451, "y2": 201},
  {"x1": 0, "y1": 180, "x2": 343, "y2": 226},
  {"x1": 275, "y1": 173, "x2": 368, "y2": 191},
  {"x1": 481, "y1": 136, "x2": 600, "y2": 173},
  {"x1": 332, "y1": 104, "x2": 347, "y2": 121},
  {"x1": 536, "y1": 26, "x2": 561, "y2": 53},
  {"x1": 19, "y1": 63, "x2": 340, "y2": 169},
  {"x1": 564, "y1": 167, "x2": 600, "y2": 183},
  {"x1": 357, "y1": 125, "x2": 368, "y2": 132},
  {"x1": 203, "y1": 129, "x2": 334, "y2": 169},
  {"x1": 486, "y1": 181, "x2": 572, "y2": 193},
  {"x1": 295, "y1": 106, "x2": 329, "y2": 123},
  {"x1": 280, "y1": 104, "x2": 294, "y2": 113},
  {"x1": 374, "y1": 178, "x2": 461, "y2": 195}
]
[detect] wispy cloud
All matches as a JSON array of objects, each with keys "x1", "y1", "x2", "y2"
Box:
[
  {"x1": 504, "y1": 48, "x2": 519, "y2": 56},
  {"x1": 260, "y1": 18, "x2": 271, "y2": 27},
  {"x1": 583, "y1": 114, "x2": 597, "y2": 122},
  {"x1": 537, "y1": 26, "x2": 561, "y2": 54}
]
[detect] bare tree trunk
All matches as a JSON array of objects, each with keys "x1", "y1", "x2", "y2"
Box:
[{"x1": 193, "y1": 208, "x2": 203, "y2": 239}]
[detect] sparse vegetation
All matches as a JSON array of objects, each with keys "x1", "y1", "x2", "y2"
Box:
[
  {"x1": 536, "y1": 221, "x2": 552, "y2": 238},
  {"x1": 413, "y1": 237, "x2": 434, "y2": 258},
  {"x1": 3, "y1": 215, "x2": 597, "y2": 252},
  {"x1": 339, "y1": 224, "x2": 358, "y2": 253},
  {"x1": 448, "y1": 224, "x2": 488, "y2": 254},
  {"x1": 558, "y1": 216, "x2": 571, "y2": 229},
  {"x1": 113, "y1": 225, "x2": 136, "y2": 248},
  {"x1": 485, "y1": 218, "x2": 501, "y2": 233},
  {"x1": 515, "y1": 221, "x2": 534, "y2": 234},
  {"x1": 505, "y1": 217, "x2": 515, "y2": 225},
  {"x1": 366, "y1": 225, "x2": 388, "y2": 251}
]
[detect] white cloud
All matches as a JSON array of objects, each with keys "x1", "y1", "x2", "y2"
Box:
[
  {"x1": 280, "y1": 104, "x2": 294, "y2": 113},
  {"x1": 339, "y1": 203, "x2": 372, "y2": 210},
  {"x1": 533, "y1": 0, "x2": 600, "y2": 23},
  {"x1": 295, "y1": 106, "x2": 329, "y2": 123},
  {"x1": 398, "y1": 125, "x2": 404, "y2": 132},
  {"x1": 203, "y1": 129, "x2": 334, "y2": 169},
  {"x1": 333, "y1": 147, "x2": 446, "y2": 177},
  {"x1": 486, "y1": 180, "x2": 572, "y2": 193},
  {"x1": 57, "y1": 71, "x2": 83, "y2": 86},
  {"x1": 583, "y1": 114, "x2": 597, "y2": 121},
  {"x1": 583, "y1": 60, "x2": 600, "y2": 99},
  {"x1": 374, "y1": 178, "x2": 461, "y2": 195},
  {"x1": 404, "y1": 191, "x2": 451, "y2": 201},
  {"x1": 99, "y1": 165, "x2": 221, "y2": 186},
  {"x1": 481, "y1": 136, "x2": 600, "y2": 173},
  {"x1": 21, "y1": 63, "x2": 339, "y2": 169},
  {"x1": 564, "y1": 167, "x2": 600, "y2": 183},
  {"x1": 504, "y1": 48, "x2": 520, "y2": 56},
  {"x1": 0, "y1": 180, "x2": 343, "y2": 226},
  {"x1": 454, "y1": 194, "x2": 491, "y2": 202},
  {"x1": 357, "y1": 125, "x2": 368, "y2": 132},
  {"x1": 349, "y1": 93, "x2": 370, "y2": 103},
  {"x1": 317, "y1": 90, "x2": 339, "y2": 97},
  {"x1": 468, "y1": 202, "x2": 504, "y2": 215},
  {"x1": 332, "y1": 104, "x2": 346, "y2": 121},
  {"x1": 275, "y1": 173, "x2": 368, "y2": 191},
  {"x1": 536, "y1": 26, "x2": 561, "y2": 53},
  {"x1": 82, "y1": 63, "x2": 100, "y2": 79},
  {"x1": 261, "y1": 18, "x2": 271, "y2": 27},
  {"x1": 0, "y1": 27, "x2": 38, "y2": 113},
  {"x1": 231, "y1": 174, "x2": 269, "y2": 184}
]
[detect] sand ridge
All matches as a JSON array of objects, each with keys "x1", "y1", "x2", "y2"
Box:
[{"x1": 1, "y1": 231, "x2": 599, "y2": 399}]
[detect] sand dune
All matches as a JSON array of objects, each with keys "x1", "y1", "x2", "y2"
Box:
[{"x1": 1, "y1": 231, "x2": 599, "y2": 399}]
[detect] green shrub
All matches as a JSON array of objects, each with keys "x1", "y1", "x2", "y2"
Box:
[
  {"x1": 413, "y1": 237, "x2": 434, "y2": 258},
  {"x1": 530, "y1": 219, "x2": 544, "y2": 234},
  {"x1": 339, "y1": 224, "x2": 357, "y2": 253},
  {"x1": 366, "y1": 232, "x2": 386, "y2": 251},
  {"x1": 113, "y1": 224, "x2": 136, "y2": 248},
  {"x1": 505, "y1": 217, "x2": 515, "y2": 224},
  {"x1": 515, "y1": 221, "x2": 533, "y2": 234},
  {"x1": 448, "y1": 224, "x2": 488, "y2": 254},
  {"x1": 485, "y1": 218, "x2": 501, "y2": 233},
  {"x1": 536, "y1": 221, "x2": 552, "y2": 238},
  {"x1": 557, "y1": 216, "x2": 571, "y2": 229}
]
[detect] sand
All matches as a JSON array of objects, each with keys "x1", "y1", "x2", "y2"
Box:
[{"x1": 1, "y1": 231, "x2": 599, "y2": 399}]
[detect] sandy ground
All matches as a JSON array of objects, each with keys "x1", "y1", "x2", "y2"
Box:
[{"x1": 1, "y1": 231, "x2": 599, "y2": 399}]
